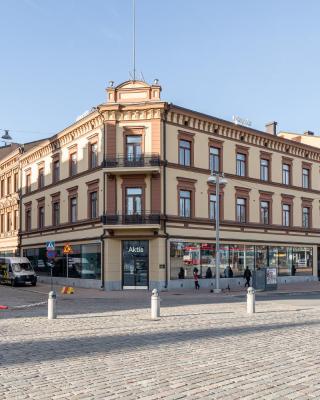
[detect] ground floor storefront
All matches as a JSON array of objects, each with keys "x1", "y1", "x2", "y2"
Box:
[{"x1": 20, "y1": 236, "x2": 319, "y2": 290}]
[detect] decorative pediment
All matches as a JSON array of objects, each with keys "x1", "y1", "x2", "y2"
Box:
[{"x1": 107, "y1": 80, "x2": 161, "y2": 104}]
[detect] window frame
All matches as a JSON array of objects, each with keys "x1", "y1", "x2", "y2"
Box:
[{"x1": 178, "y1": 131, "x2": 194, "y2": 167}]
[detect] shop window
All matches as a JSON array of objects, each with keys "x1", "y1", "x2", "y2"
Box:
[
  {"x1": 282, "y1": 164, "x2": 290, "y2": 185},
  {"x1": 179, "y1": 140, "x2": 191, "y2": 166},
  {"x1": 24, "y1": 243, "x2": 101, "y2": 280},
  {"x1": 179, "y1": 190, "x2": 191, "y2": 218},
  {"x1": 292, "y1": 247, "x2": 312, "y2": 275},
  {"x1": 236, "y1": 153, "x2": 246, "y2": 176}
]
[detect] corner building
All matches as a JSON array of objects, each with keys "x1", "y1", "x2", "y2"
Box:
[{"x1": 20, "y1": 80, "x2": 320, "y2": 289}]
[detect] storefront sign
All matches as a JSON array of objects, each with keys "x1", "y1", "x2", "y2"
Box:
[{"x1": 128, "y1": 246, "x2": 144, "y2": 254}]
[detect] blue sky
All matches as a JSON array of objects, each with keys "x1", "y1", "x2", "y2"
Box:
[{"x1": 1, "y1": 0, "x2": 320, "y2": 143}]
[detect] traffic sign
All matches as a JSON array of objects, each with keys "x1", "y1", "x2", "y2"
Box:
[
  {"x1": 47, "y1": 250, "x2": 56, "y2": 259},
  {"x1": 46, "y1": 241, "x2": 55, "y2": 250},
  {"x1": 63, "y1": 244, "x2": 73, "y2": 255}
]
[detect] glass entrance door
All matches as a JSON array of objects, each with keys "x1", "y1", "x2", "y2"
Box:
[{"x1": 122, "y1": 240, "x2": 149, "y2": 289}]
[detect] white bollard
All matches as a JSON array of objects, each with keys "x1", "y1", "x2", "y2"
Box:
[
  {"x1": 151, "y1": 288, "x2": 160, "y2": 320},
  {"x1": 247, "y1": 287, "x2": 255, "y2": 314},
  {"x1": 48, "y1": 291, "x2": 57, "y2": 320}
]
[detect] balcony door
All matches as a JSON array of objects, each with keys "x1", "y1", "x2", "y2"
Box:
[
  {"x1": 125, "y1": 187, "x2": 142, "y2": 223},
  {"x1": 126, "y1": 135, "x2": 142, "y2": 164}
]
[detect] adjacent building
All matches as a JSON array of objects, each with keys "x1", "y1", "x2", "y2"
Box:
[{"x1": 2, "y1": 79, "x2": 320, "y2": 289}]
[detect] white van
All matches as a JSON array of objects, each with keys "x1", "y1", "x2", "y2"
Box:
[{"x1": 0, "y1": 257, "x2": 37, "y2": 286}]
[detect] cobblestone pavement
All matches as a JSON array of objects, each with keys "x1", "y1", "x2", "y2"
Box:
[{"x1": 1, "y1": 285, "x2": 320, "y2": 399}]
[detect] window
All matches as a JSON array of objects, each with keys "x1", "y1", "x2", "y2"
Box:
[
  {"x1": 0, "y1": 214, "x2": 4, "y2": 233},
  {"x1": 260, "y1": 201, "x2": 269, "y2": 224},
  {"x1": 260, "y1": 159, "x2": 269, "y2": 181},
  {"x1": 14, "y1": 210, "x2": 19, "y2": 230},
  {"x1": 7, "y1": 176, "x2": 11, "y2": 195},
  {"x1": 70, "y1": 152, "x2": 77, "y2": 176},
  {"x1": 179, "y1": 190, "x2": 191, "y2": 217},
  {"x1": 282, "y1": 204, "x2": 290, "y2": 227},
  {"x1": 126, "y1": 188, "x2": 142, "y2": 215},
  {"x1": 209, "y1": 147, "x2": 220, "y2": 173},
  {"x1": 179, "y1": 140, "x2": 191, "y2": 166},
  {"x1": 209, "y1": 194, "x2": 217, "y2": 220},
  {"x1": 302, "y1": 168, "x2": 310, "y2": 189},
  {"x1": 90, "y1": 143, "x2": 98, "y2": 168},
  {"x1": 89, "y1": 191, "x2": 98, "y2": 219},
  {"x1": 25, "y1": 208, "x2": 32, "y2": 231},
  {"x1": 7, "y1": 212, "x2": 11, "y2": 232},
  {"x1": 302, "y1": 207, "x2": 310, "y2": 228},
  {"x1": 70, "y1": 197, "x2": 77, "y2": 223},
  {"x1": 14, "y1": 172, "x2": 18, "y2": 192},
  {"x1": 0, "y1": 180, "x2": 4, "y2": 198},
  {"x1": 53, "y1": 202, "x2": 60, "y2": 226},
  {"x1": 236, "y1": 198, "x2": 246, "y2": 222},
  {"x1": 38, "y1": 206, "x2": 45, "y2": 229},
  {"x1": 26, "y1": 173, "x2": 31, "y2": 193},
  {"x1": 282, "y1": 164, "x2": 290, "y2": 185},
  {"x1": 53, "y1": 159, "x2": 60, "y2": 183},
  {"x1": 38, "y1": 168, "x2": 45, "y2": 189},
  {"x1": 236, "y1": 153, "x2": 246, "y2": 176}
]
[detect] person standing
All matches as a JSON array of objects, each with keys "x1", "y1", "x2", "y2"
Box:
[
  {"x1": 193, "y1": 269, "x2": 200, "y2": 290},
  {"x1": 243, "y1": 266, "x2": 252, "y2": 288}
]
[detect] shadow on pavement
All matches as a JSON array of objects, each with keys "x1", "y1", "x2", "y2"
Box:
[{"x1": 1, "y1": 319, "x2": 320, "y2": 367}]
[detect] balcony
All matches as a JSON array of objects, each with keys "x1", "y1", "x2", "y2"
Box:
[
  {"x1": 102, "y1": 211, "x2": 161, "y2": 229},
  {"x1": 104, "y1": 154, "x2": 161, "y2": 174}
]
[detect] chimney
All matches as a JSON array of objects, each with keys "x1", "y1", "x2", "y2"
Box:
[
  {"x1": 303, "y1": 130, "x2": 314, "y2": 136},
  {"x1": 265, "y1": 121, "x2": 278, "y2": 136}
]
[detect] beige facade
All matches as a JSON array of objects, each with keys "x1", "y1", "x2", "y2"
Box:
[{"x1": 1, "y1": 80, "x2": 318, "y2": 289}]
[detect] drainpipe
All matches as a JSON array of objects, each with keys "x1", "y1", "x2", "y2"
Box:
[
  {"x1": 18, "y1": 145, "x2": 24, "y2": 256},
  {"x1": 93, "y1": 106, "x2": 106, "y2": 289},
  {"x1": 163, "y1": 107, "x2": 169, "y2": 288}
]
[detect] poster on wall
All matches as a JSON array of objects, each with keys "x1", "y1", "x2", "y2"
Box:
[{"x1": 266, "y1": 267, "x2": 277, "y2": 286}]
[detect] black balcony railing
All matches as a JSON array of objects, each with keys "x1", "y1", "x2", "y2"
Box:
[
  {"x1": 102, "y1": 212, "x2": 161, "y2": 225},
  {"x1": 104, "y1": 153, "x2": 160, "y2": 168}
]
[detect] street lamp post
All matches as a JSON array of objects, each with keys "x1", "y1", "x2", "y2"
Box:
[{"x1": 207, "y1": 172, "x2": 227, "y2": 293}]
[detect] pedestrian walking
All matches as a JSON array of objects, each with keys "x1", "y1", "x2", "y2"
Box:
[
  {"x1": 193, "y1": 269, "x2": 200, "y2": 290},
  {"x1": 243, "y1": 266, "x2": 252, "y2": 287}
]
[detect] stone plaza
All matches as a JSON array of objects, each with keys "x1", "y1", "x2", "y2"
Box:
[{"x1": 1, "y1": 284, "x2": 320, "y2": 399}]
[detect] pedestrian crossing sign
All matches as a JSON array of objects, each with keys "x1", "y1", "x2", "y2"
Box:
[
  {"x1": 46, "y1": 241, "x2": 55, "y2": 250},
  {"x1": 63, "y1": 244, "x2": 73, "y2": 254}
]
